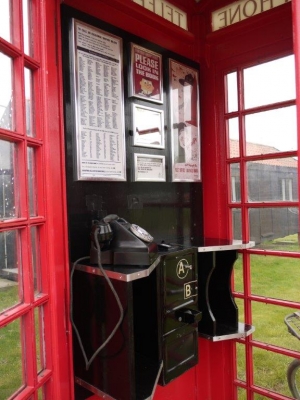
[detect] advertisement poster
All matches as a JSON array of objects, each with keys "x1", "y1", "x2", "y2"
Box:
[
  {"x1": 72, "y1": 19, "x2": 126, "y2": 181},
  {"x1": 169, "y1": 59, "x2": 201, "y2": 182},
  {"x1": 129, "y1": 44, "x2": 163, "y2": 104},
  {"x1": 134, "y1": 154, "x2": 166, "y2": 182}
]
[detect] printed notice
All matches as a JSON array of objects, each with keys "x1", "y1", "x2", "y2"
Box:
[
  {"x1": 134, "y1": 154, "x2": 166, "y2": 182},
  {"x1": 73, "y1": 19, "x2": 126, "y2": 180}
]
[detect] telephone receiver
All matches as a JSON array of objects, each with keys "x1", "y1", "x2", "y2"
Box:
[
  {"x1": 92, "y1": 214, "x2": 154, "y2": 246},
  {"x1": 92, "y1": 214, "x2": 119, "y2": 247},
  {"x1": 90, "y1": 214, "x2": 157, "y2": 266}
]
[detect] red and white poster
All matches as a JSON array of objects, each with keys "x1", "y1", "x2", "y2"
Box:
[
  {"x1": 169, "y1": 59, "x2": 201, "y2": 182},
  {"x1": 130, "y1": 44, "x2": 163, "y2": 104}
]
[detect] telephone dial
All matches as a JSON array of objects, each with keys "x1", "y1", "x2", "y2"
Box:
[{"x1": 90, "y1": 214, "x2": 158, "y2": 266}]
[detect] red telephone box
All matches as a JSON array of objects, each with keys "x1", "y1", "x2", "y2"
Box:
[{"x1": 0, "y1": 1, "x2": 299, "y2": 400}]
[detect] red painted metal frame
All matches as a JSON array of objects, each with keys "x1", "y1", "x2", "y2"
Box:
[
  {"x1": 198, "y1": 1, "x2": 299, "y2": 400},
  {"x1": 41, "y1": 0, "x2": 74, "y2": 398},
  {"x1": 292, "y1": 0, "x2": 300, "y2": 225},
  {"x1": 225, "y1": 13, "x2": 299, "y2": 400},
  {"x1": 0, "y1": 0, "x2": 73, "y2": 399},
  {"x1": 62, "y1": 0, "x2": 196, "y2": 59},
  {"x1": 35, "y1": 1, "x2": 300, "y2": 399},
  {"x1": 2, "y1": 1, "x2": 299, "y2": 399}
]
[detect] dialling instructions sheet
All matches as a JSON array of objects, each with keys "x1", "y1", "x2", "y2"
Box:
[{"x1": 73, "y1": 19, "x2": 126, "y2": 181}]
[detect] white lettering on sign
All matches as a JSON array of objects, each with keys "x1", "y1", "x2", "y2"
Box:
[
  {"x1": 133, "y1": 0, "x2": 188, "y2": 30},
  {"x1": 212, "y1": 0, "x2": 291, "y2": 31}
]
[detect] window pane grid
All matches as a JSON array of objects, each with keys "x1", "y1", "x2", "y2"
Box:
[
  {"x1": 0, "y1": 1, "x2": 50, "y2": 397},
  {"x1": 225, "y1": 58, "x2": 299, "y2": 247},
  {"x1": 226, "y1": 55, "x2": 300, "y2": 400}
]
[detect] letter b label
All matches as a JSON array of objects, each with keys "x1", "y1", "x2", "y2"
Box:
[{"x1": 184, "y1": 283, "x2": 191, "y2": 299}]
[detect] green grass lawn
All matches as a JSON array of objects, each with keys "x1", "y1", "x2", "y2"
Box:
[
  {"x1": 234, "y1": 233, "x2": 300, "y2": 398},
  {"x1": 0, "y1": 302, "x2": 23, "y2": 400}
]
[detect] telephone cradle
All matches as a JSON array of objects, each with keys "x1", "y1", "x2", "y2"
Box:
[{"x1": 90, "y1": 216, "x2": 159, "y2": 266}]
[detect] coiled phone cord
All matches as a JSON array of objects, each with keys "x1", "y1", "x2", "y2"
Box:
[{"x1": 70, "y1": 230, "x2": 124, "y2": 370}]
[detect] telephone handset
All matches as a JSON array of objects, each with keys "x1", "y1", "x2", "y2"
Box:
[{"x1": 90, "y1": 215, "x2": 158, "y2": 266}]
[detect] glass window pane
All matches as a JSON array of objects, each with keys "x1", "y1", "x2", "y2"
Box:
[
  {"x1": 226, "y1": 72, "x2": 238, "y2": 113},
  {"x1": 25, "y1": 68, "x2": 35, "y2": 136},
  {"x1": 252, "y1": 304, "x2": 300, "y2": 351},
  {"x1": 244, "y1": 55, "x2": 296, "y2": 108},
  {"x1": 37, "y1": 382, "x2": 50, "y2": 399},
  {"x1": 0, "y1": 53, "x2": 13, "y2": 131},
  {"x1": 236, "y1": 342, "x2": 246, "y2": 382},
  {"x1": 27, "y1": 147, "x2": 37, "y2": 216},
  {"x1": 249, "y1": 207, "x2": 299, "y2": 251},
  {"x1": 245, "y1": 106, "x2": 297, "y2": 154},
  {"x1": 0, "y1": 319, "x2": 24, "y2": 398},
  {"x1": 35, "y1": 306, "x2": 45, "y2": 373},
  {"x1": 232, "y1": 208, "x2": 242, "y2": 240},
  {"x1": 0, "y1": 0, "x2": 11, "y2": 42},
  {"x1": 230, "y1": 163, "x2": 241, "y2": 202},
  {"x1": 235, "y1": 298, "x2": 244, "y2": 320},
  {"x1": 228, "y1": 118, "x2": 239, "y2": 158},
  {"x1": 237, "y1": 388, "x2": 246, "y2": 400},
  {"x1": 247, "y1": 158, "x2": 298, "y2": 202},
  {"x1": 31, "y1": 226, "x2": 41, "y2": 295},
  {"x1": 23, "y1": 0, "x2": 32, "y2": 56},
  {"x1": 253, "y1": 348, "x2": 291, "y2": 397},
  {"x1": 233, "y1": 254, "x2": 243, "y2": 293},
  {"x1": 251, "y1": 255, "x2": 300, "y2": 303},
  {"x1": 37, "y1": 388, "x2": 43, "y2": 400},
  {"x1": 0, "y1": 140, "x2": 18, "y2": 219},
  {"x1": 0, "y1": 230, "x2": 22, "y2": 313}
]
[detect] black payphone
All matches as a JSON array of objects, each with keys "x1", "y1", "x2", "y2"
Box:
[
  {"x1": 155, "y1": 246, "x2": 202, "y2": 385},
  {"x1": 71, "y1": 216, "x2": 202, "y2": 400},
  {"x1": 89, "y1": 214, "x2": 159, "y2": 266}
]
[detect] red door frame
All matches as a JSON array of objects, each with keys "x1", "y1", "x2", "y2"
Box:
[
  {"x1": 0, "y1": 0, "x2": 73, "y2": 398},
  {"x1": 197, "y1": 2, "x2": 298, "y2": 400},
  {"x1": 39, "y1": 0, "x2": 74, "y2": 398}
]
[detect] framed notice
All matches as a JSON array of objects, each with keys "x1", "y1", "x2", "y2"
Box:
[
  {"x1": 71, "y1": 19, "x2": 126, "y2": 181},
  {"x1": 132, "y1": 104, "x2": 164, "y2": 149},
  {"x1": 134, "y1": 154, "x2": 166, "y2": 182},
  {"x1": 129, "y1": 43, "x2": 163, "y2": 104},
  {"x1": 169, "y1": 59, "x2": 201, "y2": 182}
]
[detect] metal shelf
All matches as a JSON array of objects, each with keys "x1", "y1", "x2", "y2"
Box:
[{"x1": 199, "y1": 323, "x2": 255, "y2": 342}]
